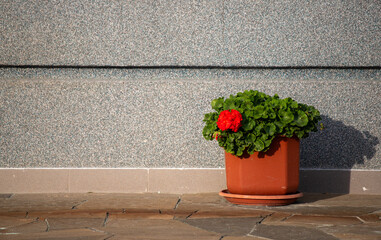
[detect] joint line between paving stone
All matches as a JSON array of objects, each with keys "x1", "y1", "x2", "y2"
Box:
[
  {"x1": 86, "y1": 227, "x2": 107, "y2": 233},
  {"x1": 258, "y1": 213, "x2": 274, "y2": 225},
  {"x1": 368, "y1": 209, "x2": 381, "y2": 215},
  {"x1": 247, "y1": 212, "x2": 275, "y2": 236},
  {"x1": 71, "y1": 200, "x2": 88, "y2": 209},
  {"x1": 103, "y1": 212, "x2": 110, "y2": 227},
  {"x1": 44, "y1": 218, "x2": 50, "y2": 232},
  {"x1": 281, "y1": 214, "x2": 294, "y2": 222},
  {"x1": 185, "y1": 210, "x2": 199, "y2": 219},
  {"x1": 174, "y1": 197, "x2": 181, "y2": 210},
  {"x1": 355, "y1": 216, "x2": 366, "y2": 224}
]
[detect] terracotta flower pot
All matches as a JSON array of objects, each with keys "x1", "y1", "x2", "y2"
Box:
[{"x1": 220, "y1": 136, "x2": 303, "y2": 206}]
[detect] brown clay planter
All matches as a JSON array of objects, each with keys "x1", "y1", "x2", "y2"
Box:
[
  {"x1": 220, "y1": 136, "x2": 302, "y2": 206},
  {"x1": 219, "y1": 190, "x2": 303, "y2": 206}
]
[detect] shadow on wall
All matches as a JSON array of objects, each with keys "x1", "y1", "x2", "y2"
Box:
[{"x1": 299, "y1": 115, "x2": 379, "y2": 193}]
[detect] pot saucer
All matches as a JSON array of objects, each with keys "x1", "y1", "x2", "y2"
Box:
[{"x1": 219, "y1": 189, "x2": 303, "y2": 206}]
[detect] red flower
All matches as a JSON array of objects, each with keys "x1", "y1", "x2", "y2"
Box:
[
  {"x1": 213, "y1": 132, "x2": 222, "y2": 140},
  {"x1": 217, "y1": 109, "x2": 242, "y2": 132},
  {"x1": 215, "y1": 133, "x2": 220, "y2": 140}
]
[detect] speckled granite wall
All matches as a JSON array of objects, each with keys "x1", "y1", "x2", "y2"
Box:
[
  {"x1": 0, "y1": 1, "x2": 380, "y2": 171},
  {"x1": 1, "y1": 68, "x2": 380, "y2": 169},
  {"x1": 1, "y1": 0, "x2": 380, "y2": 66}
]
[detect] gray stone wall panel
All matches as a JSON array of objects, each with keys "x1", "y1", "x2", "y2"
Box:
[
  {"x1": 1, "y1": 0, "x2": 224, "y2": 66},
  {"x1": 1, "y1": 0, "x2": 122, "y2": 65},
  {"x1": 1, "y1": 0, "x2": 379, "y2": 66},
  {"x1": 1, "y1": 68, "x2": 380, "y2": 169},
  {"x1": 225, "y1": 0, "x2": 381, "y2": 66},
  {"x1": 119, "y1": 0, "x2": 224, "y2": 66}
]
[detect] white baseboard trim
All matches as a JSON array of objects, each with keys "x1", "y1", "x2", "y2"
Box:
[{"x1": 0, "y1": 168, "x2": 379, "y2": 194}]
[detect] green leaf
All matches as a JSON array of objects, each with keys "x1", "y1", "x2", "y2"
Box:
[
  {"x1": 254, "y1": 139, "x2": 265, "y2": 151},
  {"x1": 270, "y1": 98, "x2": 280, "y2": 108},
  {"x1": 242, "y1": 120, "x2": 255, "y2": 131},
  {"x1": 275, "y1": 121, "x2": 285, "y2": 128},
  {"x1": 202, "y1": 125, "x2": 215, "y2": 140},
  {"x1": 203, "y1": 113, "x2": 210, "y2": 122},
  {"x1": 268, "y1": 111, "x2": 276, "y2": 119},
  {"x1": 279, "y1": 110, "x2": 294, "y2": 124},
  {"x1": 236, "y1": 147, "x2": 244, "y2": 156},
  {"x1": 245, "y1": 110, "x2": 254, "y2": 118},
  {"x1": 203, "y1": 113, "x2": 218, "y2": 122},
  {"x1": 264, "y1": 123, "x2": 276, "y2": 136},
  {"x1": 279, "y1": 100, "x2": 287, "y2": 109},
  {"x1": 234, "y1": 131, "x2": 244, "y2": 139},
  {"x1": 264, "y1": 139, "x2": 272, "y2": 147},
  {"x1": 254, "y1": 124, "x2": 264, "y2": 135},
  {"x1": 202, "y1": 127, "x2": 210, "y2": 139},
  {"x1": 260, "y1": 133, "x2": 269, "y2": 141},
  {"x1": 290, "y1": 101, "x2": 298, "y2": 109},
  {"x1": 211, "y1": 98, "x2": 224, "y2": 111},
  {"x1": 247, "y1": 147, "x2": 255, "y2": 155},
  {"x1": 296, "y1": 131, "x2": 304, "y2": 138},
  {"x1": 284, "y1": 126, "x2": 297, "y2": 137},
  {"x1": 224, "y1": 99, "x2": 236, "y2": 110},
  {"x1": 247, "y1": 133, "x2": 256, "y2": 144},
  {"x1": 226, "y1": 143, "x2": 234, "y2": 153},
  {"x1": 294, "y1": 111, "x2": 309, "y2": 127},
  {"x1": 253, "y1": 106, "x2": 265, "y2": 119}
]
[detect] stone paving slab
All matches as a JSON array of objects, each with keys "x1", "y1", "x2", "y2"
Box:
[
  {"x1": 0, "y1": 194, "x2": 13, "y2": 199},
  {"x1": 0, "y1": 193, "x2": 380, "y2": 240},
  {"x1": 250, "y1": 224, "x2": 338, "y2": 240},
  {"x1": 43, "y1": 218, "x2": 105, "y2": 231},
  {"x1": 297, "y1": 194, "x2": 381, "y2": 208},
  {"x1": 223, "y1": 237, "x2": 264, "y2": 240},
  {"x1": 0, "y1": 194, "x2": 87, "y2": 212},
  {"x1": 1, "y1": 219, "x2": 47, "y2": 234},
  {"x1": 359, "y1": 210, "x2": 381, "y2": 223},
  {"x1": 239, "y1": 193, "x2": 381, "y2": 217},
  {"x1": 179, "y1": 217, "x2": 263, "y2": 236},
  {"x1": 274, "y1": 215, "x2": 362, "y2": 227},
  {"x1": 261, "y1": 212, "x2": 293, "y2": 224},
  {"x1": 175, "y1": 193, "x2": 272, "y2": 219},
  {"x1": 24, "y1": 210, "x2": 108, "y2": 220},
  {"x1": 108, "y1": 209, "x2": 174, "y2": 220},
  {"x1": 319, "y1": 223, "x2": 381, "y2": 240},
  {"x1": 102, "y1": 219, "x2": 222, "y2": 240},
  {"x1": 0, "y1": 228, "x2": 109, "y2": 240},
  {"x1": 0, "y1": 216, "x2": 36, "y2": 229},
  {"x1": 76, "y1": 193, "x2": 180, "y2": 211},
  {"x1": 271, "y1": 205, "x2": 379, "y2": 217},
  {"x1": 178, "y1": 209, "x2": 272, "y2": 220}
]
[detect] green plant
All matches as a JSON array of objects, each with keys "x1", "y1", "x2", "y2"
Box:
[{"x1": 202, "y1": 90, "x2": 322, "y2": 156}]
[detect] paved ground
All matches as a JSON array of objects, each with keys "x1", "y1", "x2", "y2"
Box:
[{"x1": 0, "y1": 193, "x2": 380, "y2": 240}]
